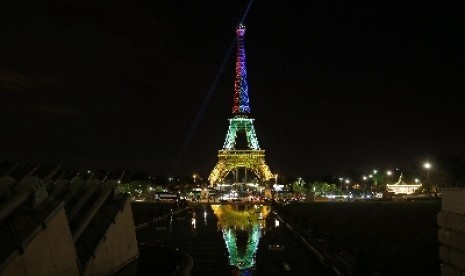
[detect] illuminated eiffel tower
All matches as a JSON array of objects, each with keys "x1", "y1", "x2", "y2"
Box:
[{"x1": 209, "y1": 24, "x2": 274, "y2": 186}]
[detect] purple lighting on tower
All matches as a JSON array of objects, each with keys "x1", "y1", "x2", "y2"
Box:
[{"x1": 232, "y1": 23, "x2": 250, "y2": 115}]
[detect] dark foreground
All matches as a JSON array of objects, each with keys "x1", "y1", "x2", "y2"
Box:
[
  {"x1": 122, "y1": 202, "x2": 331, "y2": 276},
  {"x1": 275, "y1": 200, "x2": 442, "y2": 275},
  {"x1": 120, "y1": 200, "x2": 441, "y2": 276}
]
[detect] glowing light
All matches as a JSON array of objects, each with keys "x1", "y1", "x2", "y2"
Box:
[
  {"x1": 191, "y1": 217, "x2": 196, "y2": 229},
  {"x1": 211, "y1": 204, "x2": 270, "y2": 270},
  {"x1": 273, "y1": 184, "x2": 283, "y2": 191},
  {"x1": 208, "y1": 22, "x2": 274, "y2": 186},
  {"x1": 386, "y1": 174, "x2": 422, "y2": 194},
  {"x1": 209, "y1": 149, "x2": 273, "y2": 184},
  {"x1": 232, "y1": 24, "x2": 250, "y2": 114},
  {"x1": 223, "y1": 117, "x2": 260, "y2": 150},
  {"x1": 222, "y1": 225, "x2": 261, "y2": 270}
]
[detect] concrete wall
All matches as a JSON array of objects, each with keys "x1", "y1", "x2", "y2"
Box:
[
  {"x1": 2, "y1": 207, "x2": 80, "y2": 276},
  {"x1": 439, "y1": 188, "x2": 465, "y2": 276},
  {"x1": 83, "y1": 198, "x2": 139, "y2": 276},
  {"x1": 1, "y1": 195, "x2": 139, "y2": 276}
]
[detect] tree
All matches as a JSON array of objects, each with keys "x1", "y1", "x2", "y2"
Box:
[
  {"x1": 311, "y1": 181, "x2": 339, "y2": 196},
  {"x1": 371, "y1": 172, "x2": 384, "y2": 192},
  {"x1": 116, "y1": 180, "x2": 151, "y2": 199},
  {"x1": 292, "y1": 179, "x2": 307, "y2": 197}
]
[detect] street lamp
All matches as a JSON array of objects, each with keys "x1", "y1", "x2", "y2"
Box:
[
  {"x1": 339, "y1": 177, "x2": 343, "y2": 191},
  {"x1": 423, "y1": 162, "x2": 431, "y2": 181},
  {"x1": 423, "y1": 162, "x2": 432, "y2": 193},
  {"x1": 372, "y1": 169, "x2": 378, "y2": 192},
  {"x1": 385, "y1": 170, "x2": 392, "y2": 190},
  {"x1": 362, "y1": 176, "x2": 367, "y2": 196},
  {"x1": 345, "y1": 179, "x2": 350, "y2": 190},
  {"x1": 274, "y1": 174, "x2": 278, "y2": 185}
]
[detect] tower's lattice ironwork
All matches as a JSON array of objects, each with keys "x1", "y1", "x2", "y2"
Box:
[{"x1": 209, "y1": 24, "x2": 273, "y2": 185}]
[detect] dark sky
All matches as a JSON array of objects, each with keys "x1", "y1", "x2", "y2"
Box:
[{"x1": 1, "y1": 0, "x2": 464, "y2": 180}]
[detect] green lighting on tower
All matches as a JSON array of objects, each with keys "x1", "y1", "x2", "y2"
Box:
[{"x1": 222, "y1": 225, "x2": 261, "y2": 270}]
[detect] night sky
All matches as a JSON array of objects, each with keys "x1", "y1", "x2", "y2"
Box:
[{"x1": 1, "y1": 0, "x2": 464, "y2": 180}]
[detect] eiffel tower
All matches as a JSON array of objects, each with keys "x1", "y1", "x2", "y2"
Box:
[{"x1": 209, "y1": 24, "x2": 274, "y2": 186}]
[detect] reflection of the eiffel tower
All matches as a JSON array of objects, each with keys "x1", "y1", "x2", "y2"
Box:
[
  {"x1": 211, "y1": 204, "x2": 270, "y2": 270},
  {"x1": 223, "y1": 225, "x2": 261, "y2": 270}
]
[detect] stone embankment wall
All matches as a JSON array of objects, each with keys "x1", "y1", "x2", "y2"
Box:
[
  {"x1": 0, "y1": 173, "x2": 139, "y2": 276},
  {"x1": 438, "y1": 188, "x2": 465, "y2": 276},
  {"x1": 1, "y1": 205, "x2": 80, "y2": 276}
]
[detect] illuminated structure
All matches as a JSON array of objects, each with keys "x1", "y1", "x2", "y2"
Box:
[
  {"x1": 211, "y1": 204, "x2": 270, "y2": 271},
  {"x1": 386, "y1": 173, "x2": 422, "y2": 194},
  {"x1": 209, "y1": 24, "x2": 274, "y2": 185}
]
